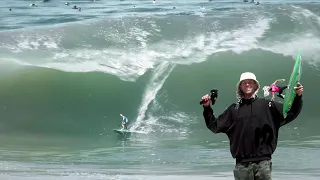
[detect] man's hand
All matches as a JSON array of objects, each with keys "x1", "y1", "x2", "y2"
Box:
[{"x1": 294, "y1": 82, "x2": 303, "y2": 96}]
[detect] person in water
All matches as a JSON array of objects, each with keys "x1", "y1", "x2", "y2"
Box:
[
  {"x1": 268, "y1": 79, "x2": 287, "y2": 100},
  {"x1": 120, "y1": 114, "x2": 128, "y2": 130},
  {"x1": 201, "y1": 72, "x2": 303, "y2": 180}
]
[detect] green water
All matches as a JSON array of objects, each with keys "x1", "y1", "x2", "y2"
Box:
[{"x1": 1, "y1": 1, "x2": 320, "y2": 179}]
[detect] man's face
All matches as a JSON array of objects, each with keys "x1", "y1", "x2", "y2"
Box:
[{"x1": 240, "y1": 79, "x2": 257, "y2": 96}]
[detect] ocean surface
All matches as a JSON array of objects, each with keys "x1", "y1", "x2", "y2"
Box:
[{"x1": 0, "y1": 0, "x2": 320, "y2": 179}]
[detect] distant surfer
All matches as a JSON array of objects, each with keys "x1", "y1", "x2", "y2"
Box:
[
  {"x1": 120, "y1": 114, "x2": 129, "y2": 130},
  {"x1": 263, "y1": 79, "x2": 287, "y2": 101}
]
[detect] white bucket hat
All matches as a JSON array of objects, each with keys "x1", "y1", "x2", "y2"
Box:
[{"x1": 236, "y1": 72, "x2": 260, "y2": 99}]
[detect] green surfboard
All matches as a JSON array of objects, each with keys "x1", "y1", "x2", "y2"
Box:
[{"x1": 283, "y1": 52, "x2": 302, "y2": 118}]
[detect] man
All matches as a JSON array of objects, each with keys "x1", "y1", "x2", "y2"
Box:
[
  {"x1": 201, "y1": 72, "x2": 303, "y2": 180},
  {"x1": 120, "y1": 114, "x2": 128, "y2": 130}
]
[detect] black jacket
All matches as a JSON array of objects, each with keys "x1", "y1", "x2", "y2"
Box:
[{"x1": 203, "y1": 96, "x2": 303, "y2": 163}]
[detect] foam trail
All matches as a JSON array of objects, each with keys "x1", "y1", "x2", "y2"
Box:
[
  {"x1": 130, "y1": 61, "x2": 175, "y2": 131},
  {"x1": 129, "y1": 17, "x2": 272, "y2": 133}
]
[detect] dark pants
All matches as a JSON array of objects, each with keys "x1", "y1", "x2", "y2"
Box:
[
  {"x1": 122, "y1": 122, "x2": 128, "y2": 129},
  {"x1": 233, "y1": 160, "x2": 272, "y2": 180},
  {"x1": 278, "y1": 86, "x2": 288, "y2": 95}
]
